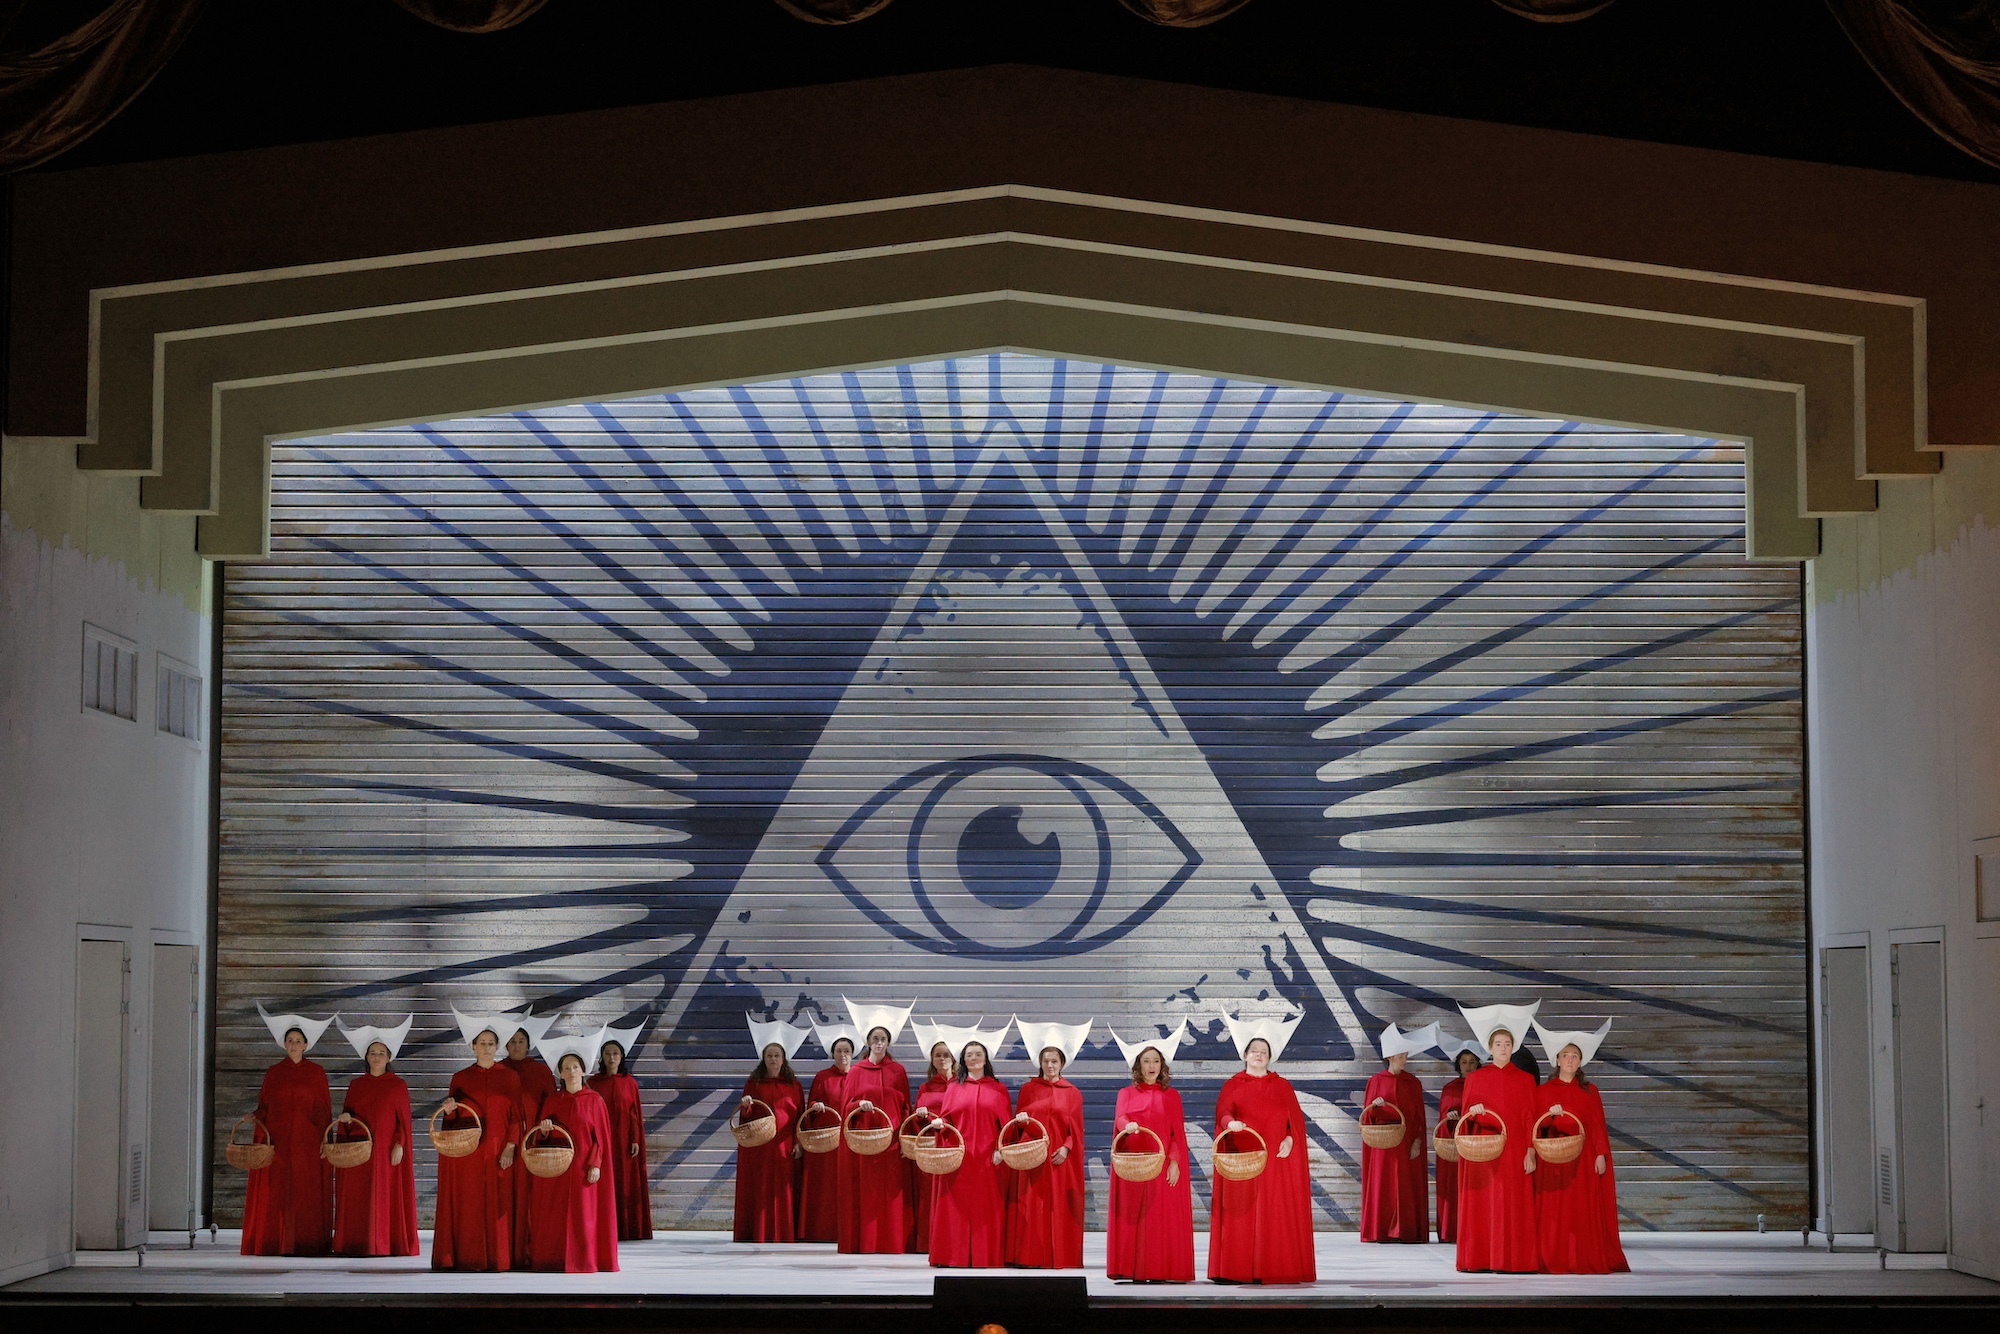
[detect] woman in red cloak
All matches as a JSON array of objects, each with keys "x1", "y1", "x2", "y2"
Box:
[
  {"x1": 1208, "y1": 1022, "x2": 1316, "y2": 1284},
  {"x1": 588, "y1": 1035, "x2": 653, "y2": 1240},
  {"x1": 1358, "y1": 1024, "x2": 1429, "y2": 1244},
  {"x1": 330, "y1": 1022, "x2": 417, "y2": 1257},
  {"x1": 1531, "y1": 1020, "x2": 1628, "y2": 1274},
  {"x1": 928, "y1": 1040, "x2": 1011, "y2": 1268},
  {"x1": 1434, "y1": 1043, "x2": 1482, "y2": 1243},
  {"x1": 241, "y1": 1014, "x2": 333, "y2": 1256},
  {"x1": 500, "y1": 1021, "x2": 558, "y2": 1263},
  {"x1": 838, "y1": 1022, "x2": 913, "y2": 1254},
  {"x1": 735, "y1": 1033, "x2": 804, "y2": 1242},
  {"x1": 909, "y1": 1039, "x2": 956, "y2": 1250},
  {"x1": 527, "y1": 1045, "x2": 619, "y2": 1273},
  {"x1": 798, "y1": 1033, "x2": 853, "y2": 1242},
  {"x1": 432, "y1": 1015, "x2": 523, "y2": 1272},
  {"x1": 1004, "y1": 1031, "x2": 1086, "y2": 1269},
  {"x1": 1452, "y1": 1002, "x2": 1541, "y2": 1273},
  {"x1": 1106, "y1": 1030, "x2": 1194, "y2": 1283}
]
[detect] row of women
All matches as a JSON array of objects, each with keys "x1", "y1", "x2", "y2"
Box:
[
  {"x1": 238, "y1": 1004, "x2": 653, "y2": 1272},
  {"x1": 726, "y1": 1001, "x2": 1319, "y2": 1283}
]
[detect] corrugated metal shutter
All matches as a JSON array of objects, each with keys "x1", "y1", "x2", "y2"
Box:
[{"x1": 216, "y1": 354, "x2": 1804, "y2": 1231}]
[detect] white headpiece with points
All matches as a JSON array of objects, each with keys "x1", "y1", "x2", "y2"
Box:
[
  {"x1": 497, "y1": 1008, "x2": 562, "y2": 1046},
  {"x1": 452, "y1": 1007, "x2": 508, "y2": 1047},
  {"x1": 258, "y1": 1002, "x2": 335, "y2": 1053},
  {"x1": 1532, "y1": 1017, "x2": 1613, "y2": 1069},
  {"x1": 843, "y1": 997, "x2": 914, "y2": 1045},
  {"x1": 538, "y1": 1031, "x2": 601, "y2": 1077},
  {"x1": 1437, "y1": 1032, "x2": 1490, "y2": 1065},
  {"x1": 1458, "y1": 1000, "x2": 1541, "y2": 1050},
  {"x1": 747, "y1": 1014, "x2": 810, "y2": 1060},
  {"x1": 596, "y1": 1020, "x2": 643, "y2": 1066},
  {"x1": 812, "y1": 1018, "x2": 860, "y2": 1058},
  {"x1": 1222, "y1": 1009, "x2": 1304, "y2": 1062},
  {"x1": 1111, "y1": 1019, "x2": 1188, "y2": 1067},
  {"x1": 1378, "y1": 1020, "x2": 1440, "y2": 1059},
  {"x1": 338, "y1": 1015, "x2": 413, "y2": 1062},
  {"x1": 930, "y1": 1016, "x2": 1016, "y2": 1061},
  {"x1": 1016, "y1": 1018, "x2": 1093, "y2": 1067}
]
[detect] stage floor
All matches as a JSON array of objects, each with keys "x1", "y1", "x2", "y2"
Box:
[{"x1": 8, "y1": 1230, "x2": 1995, "y2": 1305}]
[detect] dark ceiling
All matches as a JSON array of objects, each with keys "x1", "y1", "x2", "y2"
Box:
[{"x1": 30, "y1": 0, "x2": 2000, "y2": 185}]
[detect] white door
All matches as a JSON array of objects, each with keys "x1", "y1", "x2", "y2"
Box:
[
  {"x1": 148, "y1": 944, "x2": 199, "y2": 1232},
  {"x1": 74, "y1": 938, "x2": 129, "y2": 1250},
  {"x1": 1819, "y1": 945, "x2": 1872, "y2": 1235},
  {"x1": 1891, "y1": 940, "x2": 1948, "y2": 1252}
]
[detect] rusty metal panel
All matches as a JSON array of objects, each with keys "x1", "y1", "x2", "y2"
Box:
[{"x1": 214, "y1": 354, "x2": 1805, "y2": 1232}]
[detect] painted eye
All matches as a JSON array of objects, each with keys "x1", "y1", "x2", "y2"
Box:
[{"x1": 817, "y1": 753, "x2": 1201, "y2": 958}]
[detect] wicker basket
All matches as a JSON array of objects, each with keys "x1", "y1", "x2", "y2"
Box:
[
  {"x1": 1452, "y1": 1105, "x2": 1507, "y2": 1164},
  {"x1": 428, "y1": 1103, "x2": 484, "y2": 1159},
  {"x1": 899, "y1": 1110, "x2": 935, "y2": 1159},
  {"x1": 797, "y1": 1102, "x2": 841, "y2": 1155},
  {"x1": 730, "y1": 1098, "x2": 777, "y2": 1148},
  {"x1": 998, "y1": 1115, "x2": 1049, "y2": 1171},
  {"x1": 1434, "y1": 1111, "x2": 1461, "y2": 1164},
  {"x1": 1359, "y1": 1098, "x2": 1407, "y2": 1151},
  {"x1": 1111, "y1": 1124, "x2": 1165, "y2": 1183},
  {"x1": 322, "y1": 1116, "x2": 373, "y2": 1170},
  {"x1": 224, "y1": 1114, "x2": 274, "y2": 1172},
  {"x1": 1532, "y1": 1106, "x2": 1586, "y2": 1165},
  {"x1": 1212, "y1": 1125, "x2": 1268, "y2": 1182},
  {"x1": 911, "y1": 1119, "x2": 965, "y2": 1176},
  {"x1": 844, "y1": 1103, "x2": 895, "y2": 1156},
  {"x1": 523, "y1": 1122, "x2": 575, "y2": 1178}
]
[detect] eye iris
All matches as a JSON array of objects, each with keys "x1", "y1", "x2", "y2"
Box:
[{"x1": 955, "y1": 805, "x2": 1062, "y2": 911}]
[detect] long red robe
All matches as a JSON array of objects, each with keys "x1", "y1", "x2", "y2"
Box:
[
  {"x1": 928, "y1": 1076, "x2": 1011, "y2": 1268},
  {"x1": 1004, "y1": 1077, "x2": 1084, "y2": 1269},
  {"x1": 734, "y1": 1074, "x2": 803, "y2": 1242},
  {"x1": 911, "y1": 1073, "x2": 952, "y2": 1250},
  {"x1": 798, "y1": 1065, "x2": 850, "y2": 1242},
  {"x1": 1453, "y1": 1061, "x2": 1539, "y2": 1273},
  {"x1": 501, "y1": 1055, "x2": 558, "y2": 1263},
  {"x1": 587, "y1": 1069, "x2": 654, "y2": 1240},
  {"x1": 527, "y1": 1086, "x2": 619, "y2": 1273},
  {"x1": 241, "y1": 1057, "x2": 333, "y2": 1255},
  {"x1": 1435, "y1": 1074, "x2": 1466, "y2": 1242},
  {"x1": 1106, "y1": 1083, "x2": 1194, "y2": 1282},
  {"x1": 1359, "y1": 1068, "x2": 1428, "y2": 1243},
  {"x1": 331, "y1": 1071, "x2": 417, "y2": 1256},
  {"x1": 837, "y1": 1056, "x2": 912, "y2": 1254},
  {"x1": 1208, "y1": 1071, "x2": 1316, "y2": 1284},
  {"x1": 432, "y1": 1061, "x2": 523, "y2": 1272},
  {"x1": 1533, "y1": 1077, "x2": 1629, "y2": 1274}
]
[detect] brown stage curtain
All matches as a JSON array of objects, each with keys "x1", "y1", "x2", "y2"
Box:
[
  {"x1": 1487, "y1": 0, "x2": 1618, "y2": 20},
  {"x1": 773, "y1": 0, "x2": 896, "y2": 24},
  {"x1": 0, "y1": 0, "x2": 205, "y2": 172},
  {"x1": 389, "y1": 0, "x2": 549, "y2": 33},
  {"x1": 1117, "y1": 0, "x2": 1255, "y2": 28},
  {"x1": 1827, "y1": 0, "x2": 2000, "y2": 169}
]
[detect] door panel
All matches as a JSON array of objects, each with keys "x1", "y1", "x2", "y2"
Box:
[
  {"x1": 148, "y1": 944, "x2": 198, "y2": 1232},
  {"x1": 1891, "y1": 940, "x2": 1948, "y2": 1252},
  {"x1": 1819, "y1": 945, "x2": 1872, "y2": 1235},
  {"x1": 74, "y1": 938, "x2": 128, "y2": 1250}
]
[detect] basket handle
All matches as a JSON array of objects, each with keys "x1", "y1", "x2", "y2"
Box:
[
  {"x1": 429, "y1": 1102, "x2": 484, "y2": 1135},
  {"x1": 323, "y1": 1116, "x2": 373, "y2": 1147},
  {"x1": 844, "y1": 1102, "x2": 891, "y2": 1131},
  {"x1": 921, "y1": 1117, "x2": 963, "y2": 1148},
  {"x1": 899, "y1": 1109, "x2": 935, "y2": 1137},
  {"x1": 1216, "y1": 1123, "x2": 1267, "y2": 1153},
  {"x1": 230, "y1": 1113, "x2": 269, "y2": 1147},
  {"x1": 524, "y1": 1121, "x2": 575, "y2": 1152},
  {"x1": 1361, "y1": 1100, "x2": 1406, "y2": 1127},
  {"x1": 1001, "y1": 1114, "x2": 1047, "y2": 1146},
  {"x1": 1532, "y1": 1107, "x2": 1582, "y2": 1138},
  {"x1": 732, "y1": 1097, "x2": 772, "y2": 1129},
  {"x1": 801, "y1": 1101, "x2": 839, "y2": 1128},
  {"x1": 1113, "y1": 1123, "x2": 1163, "y2": 1155},
  {"x1": 1459, "y1": 1107, "x2": 1507, "y2": 1136}
]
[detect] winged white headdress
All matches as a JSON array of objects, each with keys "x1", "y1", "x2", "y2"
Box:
[
  {"x1": 1437, "y1": 1031, "x2": 1490, "y2": 1065},
  {"x1": 258, "y1": 1002, "x2": 335, "y2": 1053},
  {"x1": 930, "y1": 1016, "x2": 1015, "y2": 1061},
  {"x1": 338, "y1": 1015, "x2": 414, "y2": 1062},
  {"x1": 1378, "y1": 1020, "x2": 1440, "y2": 1060},
  {"x1": 747, "y1": 1014, "x2": 810, "y2": 1060},
  {"x1": 538, "y1": 1031, "x2": 601, "y2": 1077},
  {"x1": 1016, "y1": 1018, "x2": 1093, "y2": 1067},
  {"x1": 812, "y1": 1017, "x2": 860, "y2": 1058},
  {"x1": 1457, "y1": 1000, "x2": 1541, "y2": 1049},
  {"x1": 1221, "y1": 1009, "x2": 1304, "y2": 1062},
  {"x1": 1532, "y1": 1017, "x2": 1613, "y2": 1069},
  {"x1": 452, "y1": 1007, "x2": 508, "y2": 1047},
  {"x1": 595, "y1": 1020, "x2": 644, "y2": 1067},
  {"x1": 909, "y1": 1018, "x2": 947, "y2": 1059},
  {"x1": 497, "y1": 1008, "x2": 562, "y2": 1046},
  {"x1": 1111, "y1": 1019, "x2": 1188, "y2": 1067},
  {"x1": 843, "y1": 997, "x2": 914, "y2": 1045}
]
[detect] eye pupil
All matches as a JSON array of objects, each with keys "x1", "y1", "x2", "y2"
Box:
[{"x1": 955, "y1": 805, "x2": 1062, "y2": 911}]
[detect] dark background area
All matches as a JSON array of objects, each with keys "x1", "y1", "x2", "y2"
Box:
[{"x1": 27, "y1": 0, "x2": 2000, "y2": 184}]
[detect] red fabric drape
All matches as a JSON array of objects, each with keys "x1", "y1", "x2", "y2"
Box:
[
  {"x1": 797, "y1": 1065, "x2": 850, "y2": 1241},
  {"x1": 389, "y1": 0, "x2": 548, "y2": 34},
  {"x1": 732, "y1": 1074, "x2": 802, "y2": 1242},
  {"x1": 1452, "y1": 1062, "x2": 1540, "y2": 1273},
  {"x1": 1105, "y1": 1083, "x2": 1194, "y2": 1281},
  {"x1": 431, "y1": 1062, "x2": 522, "y2": 1272},
  {"x1": 526, "y1": 1086, "x2": 619, "y2": 1273},
  {"x1": 926, "y1": 1076, "x2": 1011, "y2": 1268},
  {"x1": 1003, "y1": 1076, "x2": 1085, "y2": 1269},
  {"x1": 1357, "y1": 1068, "x2": 1429, "y2": 1244},
  {"x1": 1434, "y1": 1074, "x2": 1467, "y2": 1243},
  {"x1": 587, "y1": 1069, "x2": 654, "y2": 1240},
  {"x1": 1207, "y1": 1071, "x2": 1315, "y2": 1284},
  {"x1": 836, "y1": 1056, "x2": 913, "y2": 1253},
  {"x1": 332, "y1": 1071, "x2": 417, "y2": 1257},
  {"x1": 240, "y1": 1057, "x2": 333, "y2": 1255},
  {"x1": 0, "y1": 0, "x2": 205, "y2": 173}
]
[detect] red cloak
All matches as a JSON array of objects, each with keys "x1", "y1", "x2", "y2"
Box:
[
  {"x1": 1358, "y1": 1068, "x2": 1428, "y2": 1243},
  {"x1": 240, "y1": 1057, "x2": 333, "y2": 1256},
  {"x1": 331, "y1": 1071, "x2": 417, "y2": 1256},
  {"x1": 1533, "y1": 1076, "x2": 1629, "y2": 1274},
  {"x1": 527, "y1": 1086, "x2": 620, "y2": 1273},
  {"x1": 798, "y1": 1064, "x2": 850, "y2": 1242},
  {"x1": 837, "y1": 1056, "x2": 913, "y2": 1254},
  {"x1": 501, "y1": 1055, "x2": 558, "y2": 1263},
  {"x1": 1208, "y1": 1071, "x2": 1316, "y2": 1284},
  {"x1": 910, "y1": 1074, "x2": 952, "y2": 1249},
  {"x1": 1435, "y1": 1074, "x2": 1466, "y2": 1242},
  {"x1": 1453, "y1": 1061, "x2": 1539, "y2": 1273},
  {"x1": 1004, "y1": 1076, "x2": 1084, "y2": 1269},
  {"x1": 927, "y1": 1075, "x2": 1011, "y2": 1268},
  {"x1": 734, "y1": 1074, "x2": 803, "y2": 1242},
  {"x1": 431, "y1": 1061, "x2": 522, "y2": 1271},
  {"x1": 587, "y1": 1069, "x2": 654, "y2": 1240},
  {"x1": 1106, "y1": 1083, "x2": 1194, "y2": 1282}
]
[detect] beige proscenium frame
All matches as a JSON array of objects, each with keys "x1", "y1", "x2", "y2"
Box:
[{"x1": 72, "y1": 187, "x2": 1939, "y2": 561}]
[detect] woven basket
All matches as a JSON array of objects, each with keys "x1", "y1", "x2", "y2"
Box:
[
  {"x1": 1111, "y1": 1124, "x2": 1165, "y2": 1183},
  {"x1": 844, "y1": 1103, "x2": 895, "y2": 1157},
  {"x1": 428, "y1": 1103, "x2": 483, "y2": 1159},
  {"x1": 224, "y1": 1114, "x2": 274, "y2": 1172},
  {"x1": 1212, "y1": 1125, "x2": 1268, "y2": 1182},
  {"x1": 911, "y1": 1119, "x2": 965, "y2": 1176},
  {"x1": 797, "y1": 1102, "x2": 841, "y2": 1155},
  {"x1": 899, "y1": 1110, "x2": 935, "y2": 1159},
  {"x1": 998, "y1": 1115, "x2": 1049, "y2": 1171},
  {"x1": 730, "y1": 1098, "x2": 777, "y2": 1148},
  {"x1": 522, "y1": 1122, "x2": 575, "y2": 1178},
  {"x1": 322, "y1": 1116, "x2": 373, "y2": 1170},
  {"x1": 1359, "y1": 1099, "x2": 1407, "y2": 1151},
  {"x1": 1434, "y1": 1111, "x2": 1461, "y2": 1164},
  {"x1": 1532, "y1": 1106, "x2": 1586, "y2": 1165},
  {"x1": 1453, "y1": 1105, "x2": 1507, "y2": 1164}
]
